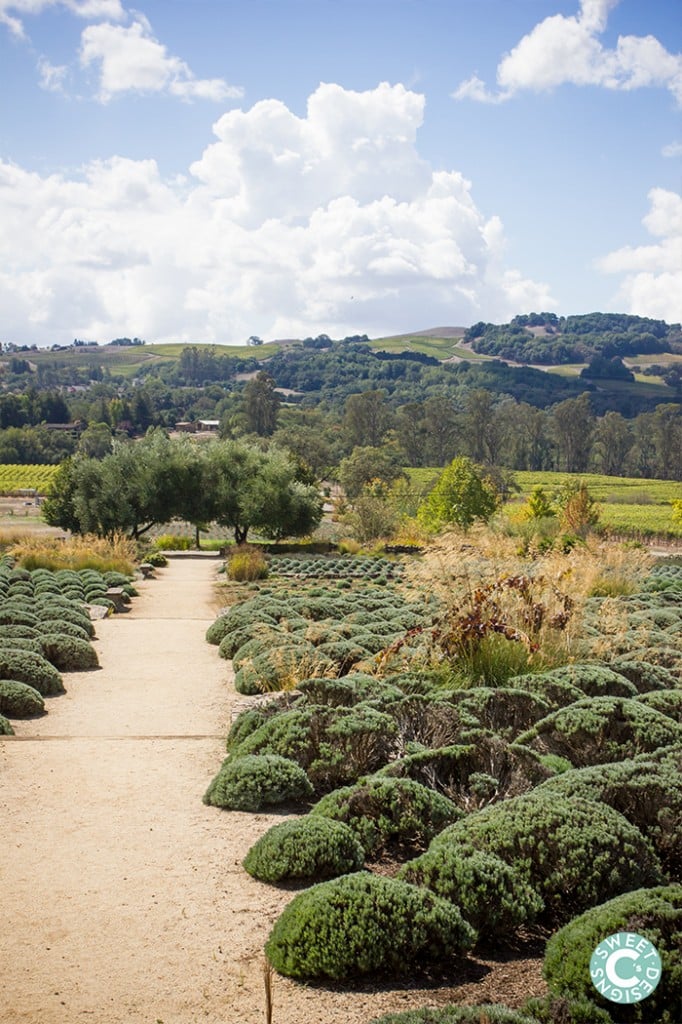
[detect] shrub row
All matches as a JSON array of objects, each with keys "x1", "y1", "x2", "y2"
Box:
[
  {"x1": 204, "y1": 554, "x2": 682, "y2": 990},
  {"x1": 269, "y1": 555, "x2": 404, "y2": 582},
  {"x1": 207, "y1": 583, "x2": 431, "y2": 694}
]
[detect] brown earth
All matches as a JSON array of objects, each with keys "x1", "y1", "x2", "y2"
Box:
[{"x1": 0, "y1": 556, "x2": 546, "y2": 1024}]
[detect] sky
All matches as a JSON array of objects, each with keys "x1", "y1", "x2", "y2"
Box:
[{"x1": 0, "y1": 0, "x2": 680, "y2": 347}]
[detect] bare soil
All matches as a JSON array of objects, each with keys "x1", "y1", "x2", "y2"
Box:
[{"x1": 0, "y1": 556, "x2": 546, "y2": 1024}]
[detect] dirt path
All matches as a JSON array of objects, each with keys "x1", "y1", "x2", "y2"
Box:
[{"x1": 0, "y1": 557, "x2": 544, "y2": 1024}]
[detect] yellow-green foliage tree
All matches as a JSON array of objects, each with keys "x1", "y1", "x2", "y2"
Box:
[{"x1": 417, "y1": 456, "x2": 499, "y2": 532}]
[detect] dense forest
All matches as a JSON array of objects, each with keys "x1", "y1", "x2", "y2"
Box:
[{"x1": 0, "y1": 313, "x2": 680, "y2": 481}]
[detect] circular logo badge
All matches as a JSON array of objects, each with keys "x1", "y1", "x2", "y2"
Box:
[{"x1": 590, "y1": 932, "x2": 662, "y2": 1005}]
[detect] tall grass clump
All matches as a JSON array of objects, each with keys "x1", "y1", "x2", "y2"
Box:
[
  {"x1": 402, "y1": 527, "x2": 654, "y2": 686},
  {"x1": 152, "y1": 533, "x2": 192, "y2": 551},
  {"x1": 9, "y1": 533, "x2": 137, "y2": 575},
  {"x1": 227, "y1": 545, "x2": 269, "y2": 582}
]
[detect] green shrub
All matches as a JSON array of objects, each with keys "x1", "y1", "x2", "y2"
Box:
[
  {"x1": 153, "y1": 533, "x2": 192, "y2": 550},
  {"x1": 0, "y1": 712, "x2": 13, "y2": 734},
  {"x1": 207, "y1": 609, "x2": 279, "y2": 649},
  {"x1": 636, "y1": 689, "x2": 682, "y2": 722},
  {"x1": 611, "y1": 657, "x2": 678, "y2": 693},
  {"x1": 232, "y1": 704, "x2": 399, "y2": 793},
  {"x1": 0, "y1": 607, "x2": 39, "y2": 628},
  {"x1": 37, "y1": 618, "x2": 92, "y2": 642},
  {"x1": 517, "y1": 697, "x2": 682, "y2": 767},
  {"x1": 0, "y1": 637, "x2": 43, "y2": 655},
  {"x1": 370, "y1": 1008, "x2": 538, "y2": 1024},
  {"x1": 381, "y1": 735, "x2": 550, "y2": 811},
  {"x1": 217, "y1": 621, "x2": 280, "y2": 659},
  {"x1": 315, "y1": 638, "x2": 371, "y2": 674},
  {"x1": 202, "y1": 754, "x2": 313, "y2": 811},
  {"x1": 0, "y1": 678, "x2": 45, "y2": 717},
  {"x1": 311, "y1": 775, "x2": 462, "y2": 857},
  {"x1": 265, "y1": 872, "x2": 476, "y2": 980},
  {"x1": 243, "y1": 816, "x2": 365, "y2": 883},
  {"x1": 449, "y1": 687, "x2": 552, "y2": 740},
  {"x1": 400, "y1": 845, "x2": 544, "y2": 934},
  {"x1": 145, "y1": 551, "x2": 167, "y2": 567},
  {"x1": 522, "y1": 996, "x2": 611, "y2": 1024},
  {"x1": 233, "y1": 642, "x2": 333, "y2": 695},
  {"x1": 0, "y1": 650, "x2": 64, "y2": 696},
  {"x1": 8, "y1": 582, "x2": 34, "y2": 598},
  {"x1": 231, "y1": 631, "x2": 296, "y2": 671},
  {"x1": 504, "y1": 671, "x2": 585, "y2": 710},
  {"x1": 539, "y1": 663, "x2": 638, "y2": 698},
  {"x1": 537, "y1": 751, "x2": 682, "y2": 877},
  {"x1": 40, "y1": 634, "x2": 99, "y2": 671},
  {"x1": 224, "y1": 698, "x2": 300, "y2": 753},
  {"x1": 0, "y1": 624, "x2": 39, "y2": 641},
  {"x1": 297, "y1": 675, "x2": 404, "y2": 707},
  {"x1": 382, "y1": 694, "x2": 480, "y2": 750},
  {"x1": 543, "y1": 884, "x2": 682, "y2": 1023},
  {"x1": 36, "y1": 605, "x2": 95, "y2": 637},
  {"x1": 404, "y1": 790, "x2": 663, "y2": 926}
]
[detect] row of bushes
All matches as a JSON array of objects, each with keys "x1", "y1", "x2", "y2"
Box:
[
  {"x1": 0, "y1": 562, "x2": 139, "y2": 732},
  {"x1": 203, "y1": 555, "x2": 681, "y2": 1020},
  {"x1": 0, "y1": 563, "x2": 136, "y2": 612},
  {"x1": 365, "y1": 883, "x2": 681, "y2": 1024},
  {"x1": 269, "y1": 555, "x2": 404, "y2": 582},
  {"x1": 206, "y1": 583, "x2": 431, "y2": 694}
]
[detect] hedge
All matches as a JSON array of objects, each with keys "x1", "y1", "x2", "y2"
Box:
[
  {"x1": 231, "y1": 704, "x2": 399, "y2": 792},
  {"x1": 380, "y1": 735, "x2": 550, "y2": 810},
  {"x1": 636, "y1": 689, "x2": 682, "y2": 723},
  {"x1": 297, "y1": 674, "x2": 404, "y2": 708},
  {"x1": 537, "y1": 751, "x2": 682, "y2": 878},
  {"x1": 265, "y1": 872, "x2": 476, "y2": 981},
  {"x1": 399, "y1": 845, "x2": 543, "y2": 934}
]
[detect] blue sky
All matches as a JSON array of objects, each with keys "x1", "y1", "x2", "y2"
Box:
[{"x1": 1, "y1": 0, "x2": 680, "y2": 347}]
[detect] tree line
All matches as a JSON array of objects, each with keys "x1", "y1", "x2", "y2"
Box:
[{"x1": 43, "y1": 431, "x2": 322, "y2": 545}]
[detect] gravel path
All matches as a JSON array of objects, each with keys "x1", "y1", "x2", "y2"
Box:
[{"x1": 0, "y1": 557, "x2": 545, "y2": 1023}]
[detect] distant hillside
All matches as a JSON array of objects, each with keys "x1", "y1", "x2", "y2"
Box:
[{"x1": 464, "y1": 312, "x2": 682, "y2": 365}]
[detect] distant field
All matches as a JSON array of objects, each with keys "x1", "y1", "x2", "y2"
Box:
[
  {"x1": 406, "y1": 468, "x2": 682, "y2": 539},
  {"x1": 0, "y1": 464, "x2": 59, "y2": 495},
  {"x1": 370, "y1": 334, "x2": 466, "y2": 360},
  {"x1": 148, "y1": 340, "x2": 287, "y2": 360}
]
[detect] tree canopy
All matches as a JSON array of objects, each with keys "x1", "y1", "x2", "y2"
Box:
[
  {"x1": 43, "y1": 431, "x2": 323, "y2": 544},
  {"x1": 417, "y1": 456, "x2": 499, "y2": 532}
]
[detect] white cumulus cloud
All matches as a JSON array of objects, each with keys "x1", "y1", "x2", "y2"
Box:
[
  {"x1": 0, "y1": 82, "x2": 555, "y2": 347},
  {"x1": 598, "y1": 188, "x2": 682, "y2": 323},
  {"x1": 453, "y1": 0, "x2": 682, "y2": 105},
  {"x1": 0, "y1": 0, "x2": 124, "y2": 36},
  {"x1": 79, "y1": 17, "x2": 242, "y2": 103}
]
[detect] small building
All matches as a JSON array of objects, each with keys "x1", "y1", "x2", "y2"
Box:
[{"x1": 197, "y1": 420, "x2": 220, "y2": 432}]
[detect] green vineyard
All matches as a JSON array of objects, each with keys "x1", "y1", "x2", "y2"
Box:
[{"x1": 0, "y1": 464, "x2": 60, "y2": 495}]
